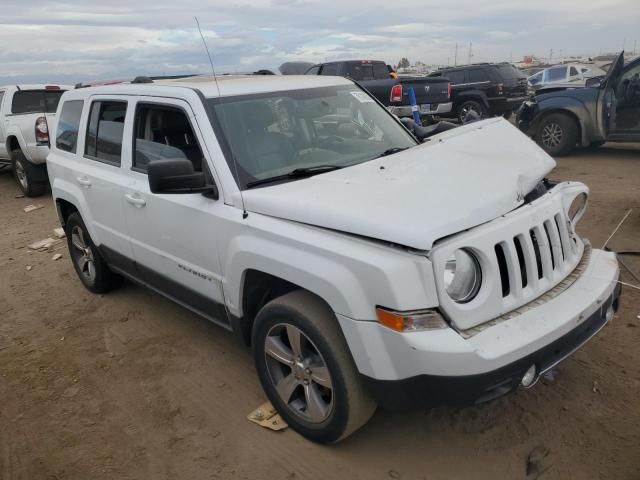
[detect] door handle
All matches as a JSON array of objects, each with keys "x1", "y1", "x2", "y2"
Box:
[
  {"x1": 125, "y1": 193, "x2": 146, "y2": 207},
  {"x1": 76, "y1": 176, "x2": 92, "y2": 187}
]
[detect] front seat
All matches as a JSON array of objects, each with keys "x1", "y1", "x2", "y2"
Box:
[{"x1": 239, "y1": 103, "x2": 296, "y2": 175}]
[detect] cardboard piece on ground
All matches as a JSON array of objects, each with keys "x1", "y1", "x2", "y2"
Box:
[
  {"x1": 247, "y1": 401, "x2": 288, "y2": 431},
  {"x1": 24, "y1": 204, "x2": 44, "y2": 213},
  {"x1": 28, "y1": 238, "x2": 58, "y2": 250},
  {"x1": 53, "y1": 227, "x2": 66, "y2": 239}
]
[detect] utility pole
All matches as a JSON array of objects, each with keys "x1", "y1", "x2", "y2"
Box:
[
  {"x1": 468, "y1": 42, "x2": 473, "y2": 64},
  {"x1": 548, "y1": 48, "x2": 553, "y2": 64},
  {"x1": 634, "y1": 40, "x2": 637, "y2": 55},
  {"x1": 454, "y1": 42, "x2": 458, "y2": 66}
]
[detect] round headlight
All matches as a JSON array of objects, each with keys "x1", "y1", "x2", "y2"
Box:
[
  {"x1": 568, "y1": 192, "x2": 588, "y2": 223},
  {"x1": 443, "y1": 249, "x2": 482, "y2": 303}
]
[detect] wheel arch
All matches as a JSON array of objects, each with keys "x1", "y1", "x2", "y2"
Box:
[
  {"x1": 235, "y1": 269, "x2": 336, "y2": 346},
  {"x1": 532, "y1": 98, "x2": 592, "y2": 146},
  {"x1": 454, "y1": 91, "x2": 490, "y2": 111}
]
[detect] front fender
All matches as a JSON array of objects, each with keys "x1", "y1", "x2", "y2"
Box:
[
  {"x1": 533, "y1": 96, "x2": 596, "y2": 146},
  {"x1": 221, "y1": 216, "x2": 439, "y2": 320}
]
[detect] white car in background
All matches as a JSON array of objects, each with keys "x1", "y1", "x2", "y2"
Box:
[
  {"x1": 0, "y1": 84, "x2": 70, "y2": 196},
  {"x1": 528, "y1": 64, "x2": 607, "y2": 91},
  {"x1": 47, "y1": 75, "x2": 620, "y2": 443}
]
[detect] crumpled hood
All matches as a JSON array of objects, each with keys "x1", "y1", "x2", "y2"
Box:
[{"x1": 241, "y1": 118, "x2": 555, "y2": 250}]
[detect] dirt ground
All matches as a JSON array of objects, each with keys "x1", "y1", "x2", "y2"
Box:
[{"x1": 1, "y1": 143, "x2": 639, "y2": 480}]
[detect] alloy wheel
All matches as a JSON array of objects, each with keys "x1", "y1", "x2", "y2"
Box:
[
  {"x1": 264, "y1": 323, "x2": 334, "y2": 423},
  {"x1": 14, "y1": 160, "x2": 28, "y2": 191},
  {"x1": 70, "y1": 226, "x2": 96, "y2": 283},
  {"x1": 541, "y1": 122, "x2": 563, "y2": 148}
]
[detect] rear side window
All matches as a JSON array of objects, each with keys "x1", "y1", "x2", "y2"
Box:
[
  {"x1": 546, "y1": 66, "x2": 567, "y2": 82},
  {"x1": 56, "y1": 100, "x2": 84, "y2": 153},
  {"x1": 132, "y1": 103, "x2": 204, "y2": 173},
  {"x1": 569, "y1": 66, "x2": 579, "y2": 77},
  {"x1": 347, "y1": 63, "x2": 374, "y2": 81},
  {"x1": 468, "y1": 69, "x2": 490, "y2": 83},
  {"x1": 305, "y1": 66, "x2": 320, "y2": 75},
  {"x1": 85, "y1": 101, "x2": 127, "y2": 165},
  {"x1": 321, "y1": 64, "x2": 338, "y2": 76},
  {"x1": 372, "y1": 63, "x2": 389, "y2": 79},
  {"x1": 12, "y1": 90, "x2": 65, "y2": 114},
  {"x1": 495, "y1": 65, "x2": 525, "y2": 80}
]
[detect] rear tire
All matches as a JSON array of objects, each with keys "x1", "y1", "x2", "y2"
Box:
[
  {"x1": 536, "y1": 113, "x2": 578, "y2": 156},
  {"x1": 457, "y1": 100, "x2": 485, "y2": 123},
  {"x1": 12, "y1": 150, "x2": 47, "y2": 197},
  {"x1": 65, "y1": 212, "x2": 122, "y2": 293},
  {"x1": 252, "y1": 290, "x2": 376, "y2": 443}
]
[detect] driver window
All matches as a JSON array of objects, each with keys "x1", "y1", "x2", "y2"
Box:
[{"x1": 133, "y1": 104, "x2": 204, "y2": 173}]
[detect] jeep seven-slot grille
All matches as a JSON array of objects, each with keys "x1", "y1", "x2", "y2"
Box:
[{"x1": 494, "y1": 212, "x2": 577, "y2": 299}]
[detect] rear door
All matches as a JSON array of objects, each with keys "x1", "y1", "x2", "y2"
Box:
[
  {"x1": 493, "y1": 64, "x2": 528, "y2": 97},
  {"x1": 66, "y1": 96, "x2": 134, "y2": 266},
  {"x1": 121, "y1": 97, "x2": 228, "y2": 326}
]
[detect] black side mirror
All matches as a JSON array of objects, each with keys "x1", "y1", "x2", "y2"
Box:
[{"x1": 148, "y1": 158, "x2": 218, "y2": 198}]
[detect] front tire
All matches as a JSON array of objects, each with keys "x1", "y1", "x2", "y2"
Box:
[
  {"x1": 252, "y1": 290, "x2": 376, "y2": 443},
  {"x1": 12, "y1": 150, "x2": 47, "y2": 197},
  {"x1": 66, "y1": 212, "x2": 122, "y2": 293},
  {"x1": 536, "y1": 113, "x2": 578, "y2": 156}
]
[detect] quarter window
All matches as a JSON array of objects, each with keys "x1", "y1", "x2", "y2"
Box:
[
  {"x1": 85, "y1": 101, "x2": 127, "y2": 165},
  {"x1": 468, "y1": 69, "x2": 490, "y2": 83},
  {"x1": 133, "y1": 103, "x2": 204, "y2": 173},
  {"x1": 56, "y1": 100, "x2": 84, "y2": 153},
  {"x1": 444, "y1": 70, "x2": 465, "y2": 84}
]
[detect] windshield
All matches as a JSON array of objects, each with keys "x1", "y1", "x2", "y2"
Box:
[{"x1": 207, "y1": 85, "x2": 417, "y2": 189}]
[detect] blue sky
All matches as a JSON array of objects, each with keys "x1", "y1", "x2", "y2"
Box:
[{"x1": 0, "y1": 0, "x2": 638, "y2": 84}]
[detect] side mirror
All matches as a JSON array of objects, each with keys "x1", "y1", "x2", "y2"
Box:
[
  {"x1": 148, "y1": 158, "x2": 217, "y2": 197},
  {"x1": 585, "y1": 77, "x2": 603, "y2": 88}
]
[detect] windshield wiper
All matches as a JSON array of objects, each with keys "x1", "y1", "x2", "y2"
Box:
[
  {"x1": 371, "y1": 146, "x2": 410, "y2": 159},
  {"x1": 246, "y1": 165, "x2": 343, "y2": 189}
]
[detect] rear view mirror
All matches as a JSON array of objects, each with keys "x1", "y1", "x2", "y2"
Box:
[{"x1": 148, "y1": 158, "x2": 217, "y2": 197}]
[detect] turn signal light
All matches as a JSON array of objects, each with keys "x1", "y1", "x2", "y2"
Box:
[{"x1": 375, "y1": 307, "x2": 448, "y2": 332}]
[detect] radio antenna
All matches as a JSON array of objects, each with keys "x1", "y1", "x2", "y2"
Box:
[{"x1": 195, "y1": 16, "x2": 247, "y2": 218}]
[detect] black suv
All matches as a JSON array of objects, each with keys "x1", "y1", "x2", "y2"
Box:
[{"x1": 428, "y1": 63, "x2": 528, "y2": 122}]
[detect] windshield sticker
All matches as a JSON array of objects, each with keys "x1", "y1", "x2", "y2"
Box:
[{"x1": 350, "y1": 91, "x2": 374, "y2": 103}]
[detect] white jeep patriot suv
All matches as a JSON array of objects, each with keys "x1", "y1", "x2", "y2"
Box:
[
  {"x1": 0, "y1": 84, "x2": 70, "y2": 196},
  {"x1": 47, "y1": 75, "x2": 621, "y2": 443}
]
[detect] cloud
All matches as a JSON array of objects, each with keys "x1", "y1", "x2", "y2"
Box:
[{"x1": 0, "y1": 0, "x2": 637, "y2": 84}]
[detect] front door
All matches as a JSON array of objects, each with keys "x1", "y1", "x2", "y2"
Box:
[
  {"x1": 608, "y1": 58, "x2": 640, "y2": 140},
  {"x1": 121, "y1": 97, "x2": 228, "y2": 327}
]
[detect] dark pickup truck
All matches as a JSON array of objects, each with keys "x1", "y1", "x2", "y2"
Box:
[{"x1": 305, "y1": 60, "x2": 452, "y2": 120}]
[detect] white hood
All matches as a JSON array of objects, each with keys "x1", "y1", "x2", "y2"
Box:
[{"x1": 241, "y1": 119, "x2": 555, "y2": 250}]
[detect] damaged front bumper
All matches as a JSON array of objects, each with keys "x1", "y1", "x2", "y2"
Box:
[{"x1": 337, "y1": 248, "x2": 620, "y2": 410}]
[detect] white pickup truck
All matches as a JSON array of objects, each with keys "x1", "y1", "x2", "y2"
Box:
[
  {"x1": 0, "y1": 84, "x2": 69, "y2": 196},
  {"x1": 47, "y1": 75, "x2": 621, "y2": 443}
]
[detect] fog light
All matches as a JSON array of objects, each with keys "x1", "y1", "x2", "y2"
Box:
[
  {"x1": 605, "y1": 305, "x2": 614, "y2": 322},
  {"x1": 521, "y1": 364, "x2": 537, "y2": 387}
]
